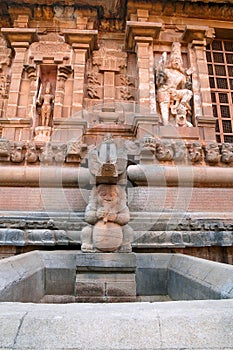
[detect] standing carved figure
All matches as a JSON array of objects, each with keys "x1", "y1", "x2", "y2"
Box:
[
  {"x1": 37, "y1": 82, "x2": 54, "y2": 127},
  {"x1": 156, "y1": 42, "x2": 193, "y2": 126}
]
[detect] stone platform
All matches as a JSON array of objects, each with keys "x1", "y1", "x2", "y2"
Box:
[{"x1": 1, "y1": 300, "x2": 233, "y2": 349}]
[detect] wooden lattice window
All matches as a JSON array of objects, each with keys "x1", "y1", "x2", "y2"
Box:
[{"x1": 206, "y1": 40, "x2": 233, "y2": 143}]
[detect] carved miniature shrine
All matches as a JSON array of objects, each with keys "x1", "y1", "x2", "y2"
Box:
[{"x1": 0, "y1": 0, "x2": 232, "y2": 269}]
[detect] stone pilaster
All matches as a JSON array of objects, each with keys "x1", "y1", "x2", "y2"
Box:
[
  {"x1": 125, "y1": 18, "x2": 161, "y2": 113},
  {"x1": 53, "y1": 65, "x2": 73, "y2": 119},
  {"x1": 1, "y1": 28, "x2": 37, "y2": 120},
  {"x1": 51, "y1": 29, "x2": 97, "y2": 142},
  {"x1": 136, "y1": 37, "x2": 153, "y2": 110},
  {"x1": 24, "y1": 64, "x2": 37, "y2": 129},
  {"x1": 183, "y1": 25, "x2": 216, "y2": 141},
  {"x1": 63, "y1": 29, "x2": 98, "y2": 117}
]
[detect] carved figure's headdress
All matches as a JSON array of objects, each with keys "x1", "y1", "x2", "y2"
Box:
[
  {"x1": 45, "y1": 82, "x2": 51, "y2": 93},
  {"x1": 169, "y1": 42, "x2": 184, "y2": 71}
]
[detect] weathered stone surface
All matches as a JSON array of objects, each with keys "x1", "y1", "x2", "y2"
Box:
[
  {"x1": 168, "y1": 254, "x2": 233, "y2": 300},
  {"x1": 75, "y1": 272, "x2": 136, "y2": 302},
  {"x1": 0, "y1": 251, "x2": 45, "y2": 302},
  {"x1": 136, "y1": 254, "x2": 170, "y2": 296},
  {"x1": 0, "y1": 300, "x2": 233, "y2": 349},
  {"x1": 76, "y1": 252, "x2": 137, "y2": 272},
  {"x1": 76, "y1": 253, "x2": 137, "y2": 302}
]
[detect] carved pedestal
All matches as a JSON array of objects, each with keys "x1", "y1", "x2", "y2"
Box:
[
  {"x1": 75, "y1": 253, "x2": 136, "y2": 302},
  {"x1": 34, "y1": 126, "x2": 51, "y2": 142}
]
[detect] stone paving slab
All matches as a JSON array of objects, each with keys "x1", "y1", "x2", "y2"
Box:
[{"x1": 0, "y1": 300, "x2": 232, "y2": 349}]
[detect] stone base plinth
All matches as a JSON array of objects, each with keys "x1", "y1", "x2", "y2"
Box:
[
  {"x1": 34, "y1": 126, "x2": 51, "y2": 142},
  {"x1": 75, "y1": 253, "x2": 136, "y2": 302}
]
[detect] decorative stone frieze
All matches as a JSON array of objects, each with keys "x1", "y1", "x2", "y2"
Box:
[
  {"x1": 204, "y1": 142, "x2": 221, "y2": 165},
  {"x1": 156, "y1": 139, "x2": 174, "y2": 161},
  {"x1": 10, "y1": 142, "x2": 25, "y2": 163},
  {"x1": 0, "y1": 37, "x2": 11, "y2": 71},
  {"x1": 187, "y1": 142, "x2": 203, "y2": 164},
  {"x1": 25, "y1": 142, "x2": 38, "y2": 163},
  {"x1": 66, "y1": 140, "x2": 87, "y2": 163},
  {"x1": 0, "y1": 137, "x2": 10, "y2": 161},
  {"x1": 39, "y1": 142, "x2": 67, "y2": 165},
  {"x1": 221, "y1": 143, "x2": 233, "y2": 164}
]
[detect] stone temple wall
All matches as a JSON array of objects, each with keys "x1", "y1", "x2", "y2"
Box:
[{"x1": 0, "y1": 0, "x2": 232, "y2": 262}]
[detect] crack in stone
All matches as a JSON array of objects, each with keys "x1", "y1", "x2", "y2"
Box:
[
  {"x1": 157, "y1": 310, "x2": 163, "y2": 349},
  {"x1": 12, "y1": 311, "x2": 28, "y2": 349}
]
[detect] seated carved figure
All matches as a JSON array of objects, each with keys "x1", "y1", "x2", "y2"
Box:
[
  {"x1": 156, "y1": 42, "x2": 193, "y2": 126},
  {"x1": 81, "y1": 184, "x2": 133, "y2": 253}
]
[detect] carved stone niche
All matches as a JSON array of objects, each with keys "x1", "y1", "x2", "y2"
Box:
[
  {"x1": 155, "y1": 42, "x2": 193, "y2": 128},
  {"x1": 84, "y1": 46, "x2": 133, "y2": 115}
]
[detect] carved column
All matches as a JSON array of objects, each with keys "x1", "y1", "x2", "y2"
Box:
[
  {"x1": 125, "y1": 16, "x2": 161, "y2": 113},
  {"x1": 53, "y1": 65, "x2": 72, "y2": 119},
  {"x1": 136, "y1": 38, "x2": 154, "y2": 110},
  {"x1": 183, "y1": 25, "x2": 216, "y2": 141},
  {"x1": 1, "y1": 28, "x2": 37, "y2": 120},
  {"x1": 51, "y1": 30, "x2": 97, "y2": 142},
  {"x1": 63, "y1": 30, "x2": 98, "y2": 117},
  {"x1": 125, "y1": 15, "x2": 161, "y2": 137},
  {"x1": 24, "y1": 64, "x2": 38, "y2": 129},
  {"x1": 1, "y1": 28, "x2": 37, "y2": 140}
]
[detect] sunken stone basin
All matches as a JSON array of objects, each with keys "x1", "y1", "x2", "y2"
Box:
[{"x1": 0, "y1": 251, "x2": 233, "y2": 302}]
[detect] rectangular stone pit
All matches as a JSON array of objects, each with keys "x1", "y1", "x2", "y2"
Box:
[{"x1": 0, "y1": 251, "x2": 233, "y2": 303}]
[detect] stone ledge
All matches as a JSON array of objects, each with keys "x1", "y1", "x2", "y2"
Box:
[
  {"x1": 0, "y1": 228, "x2": 232, "y2": 249},
  {"x1": 76, "y1": 252, "x2": 137, "y2": 272},
  {"x1": 0, "y1": 300, "x2": 233, "y2": 349}
]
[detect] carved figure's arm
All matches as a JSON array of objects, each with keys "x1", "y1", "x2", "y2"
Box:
[
  {"x1": 85, "y1": 205, "x2": 98, "y2": 225},
  {"x1": 156, "y1": 52, "x2": 167, "y2": 87},
  {"x1": 184, "y1": 68, "x2": 193, "y2": 90},
  {"x1": 114, "y1": 207, "x2": 130, "y2": 226}
]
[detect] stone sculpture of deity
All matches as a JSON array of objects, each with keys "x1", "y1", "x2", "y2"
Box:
[
  {"x1": 37, "y1": 82, "x2": 54, "y2": 127},
  {"x1": 156, "y1": 42, "x2": 193, "y2": 126},
  {"x1": 81, "y1": 184, "x2": 133, "y2": 253}
]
